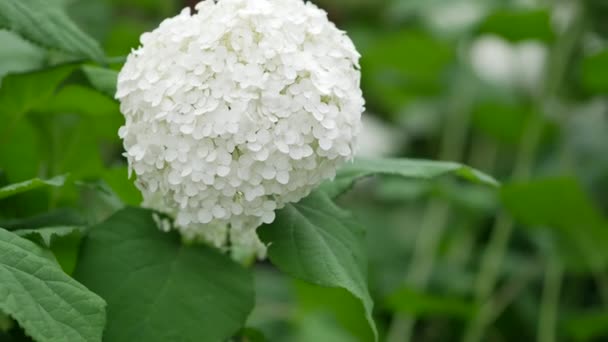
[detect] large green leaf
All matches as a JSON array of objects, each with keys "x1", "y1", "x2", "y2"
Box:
[
  {"x1": 0, "y1": 64, "x2": 75, "y2": 137},
  {"x1": 501, "y1": 177, "x2": 608, "y2": 269},
  {"x1": 0, "y1": 227, "x2": 106, "y2": 342},
  {"x1": 258, "y1": 191, "x2": 377, "y2": 341},
  {"x1": 0, "y1": 175, "x2": 67, "y2": 200},
  {"x1": 0, "y1": 0, "x2": 105, "y2": 62},
  {"x1": 42, "y1": 85, "x2": 119, "y2": 118},
  {"x1": 321, "y1": 158, "x2": 498, "y2": 198},
  {"x1": 74, "y1": 207, "x2": 254, "y2": 342},
  {"x1": 360, "y1": 31, "x2": 453, "y2": 115}
]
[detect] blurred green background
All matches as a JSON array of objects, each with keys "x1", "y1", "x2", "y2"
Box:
[{"x1": 2, "y1": 0, "x2": 608, "y2": 341}]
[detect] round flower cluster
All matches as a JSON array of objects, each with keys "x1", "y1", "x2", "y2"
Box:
[{"x1": 116, "y1": 0, "x2": 364, "y2": 260}]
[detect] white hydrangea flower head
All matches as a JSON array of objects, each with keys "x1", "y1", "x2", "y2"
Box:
[{"x1": 116, "y1": 0, "x2": 364, "y2": 261}]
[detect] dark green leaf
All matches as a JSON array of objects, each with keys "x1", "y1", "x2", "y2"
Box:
[
  {"x1": 478, "y1": 9, "x2": 554, "y2": 42},
  {"x1": 565, "y1": 310, "x2": 608, "y2": 341},
  {"x1": 321, "y1": 158, "x2": 498, "y2": 198},
  {"x1": 237, "y1": 327, "x2": 267, "y2": 342},
  {"x1": 0, "y1": 175, "x2": 67, "y2": 200},
  {"x1": 580, "y1": 49, "x2": 608, "y2": 94},
  {"x1": 0, "y1": 64, "x2": 75, "y2": 141},
  {"x1": 385, "y1": 287, "x2": 476, "y2": 319},
  {"x1": 74, "y1": 207, "x2": 254, "y2": 342},
  {"x1": 0, "y1": 0, "x2": 105, "y2": 62},
  {"x1": 259, "y1": 191, "x2": 377, "y2": 341},
  {"x1": 0, "y1": 208, "x2": 87, "y2": 231},
  {"x1": 360, "y1": 31, "x2": 453, "y2": 115},
  {"x1": 501, "y1": 177, "x2": 608, "y2": 268},
  {"x1": 0, "y1": 227, "x2": 106, "y2": 342},
  {"x1": 472, "y1": 101, "x2": 535, "y2": 145}
]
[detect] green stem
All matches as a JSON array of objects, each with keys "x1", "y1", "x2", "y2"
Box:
[
  {"x1": 537, "y1": 258, "x2": 564, "y2": 342},
  {"x1": 385, "y1": 73, "x2": 476, "y2": 342},
  {"x1": 463, "y1": 115, "x2": 544, "y2": 342}
]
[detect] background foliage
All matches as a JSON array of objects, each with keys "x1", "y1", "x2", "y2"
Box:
[{"x1": 1, "y1": 0, "x2": 608, "y2": 341}]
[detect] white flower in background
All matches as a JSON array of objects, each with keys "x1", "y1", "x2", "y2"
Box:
[
  {"x1": 116, "y1": 0, "x2": 364, "y2": 261},
  {"x1": 356, "y1": 114, "x2": 405, "y2": 158},
  {"x1": 424, "y1": 1, "x2": 486, "y2": 35},
  {"x1": 469, "y1": 35, "x2": 547, "y2": 93}
]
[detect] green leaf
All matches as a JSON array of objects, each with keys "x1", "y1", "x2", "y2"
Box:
[
  {"x1": 294, "y1": 281, "x2": 373, "y2": 341},
  {"x1": 42, "y1": 84, "x2": 119, "y2": 118},
  {"x1": 237, "y1": 327, "x2": 267, "y2": 342},
  {"x1": 0, "y1": 227, "x2": 106, "y2": 342},
  {"x1": 101, "y1": 167, "x2": 142, "y2": 206},
  {"x1": 0, "y1": 0, "x2": 105, "y2": 62},
  {"x1": 478, "y1": 9, "x2": 554, "y2": 42},
  {"x1": 0, "y1": 30, "x2": 45, "y2": 82},
  {"x1": 0, "y1": 175, "x2": 67, "y2": 200},
  {"x1": 0, "y1": 64, "x2": 75, "y2": 140},
  {"x1": 565, "y1": 310, "x2": 608, "y2": 341},
  {"x1": 15, "y1": 226, "x2": 83, "y2": 248},
  {"x1": 82, "y1": 66, "x2": 117, "y2": 98},
  {"x1": 501, "y1": 177, "x2": 608, "y2": 268},
  {"x1": 385, "y1": 287, "x2": 476, "y2": 319},
  {"x1": 258, "y1": 191, "x2": 377, "y2": 341},
  {"x1": 360, "y1": 31, "x2": 453, "y2": 115},
  {"x1": 0, "y1": 208, "x2": 87, "y2": 231},
  {"x1": 14, "y1": 226, "x2": 83, "y2": 274},
  {"x1": 321, "y1": 158, "x2": 498, "y2": 198},
  {"x1": 471, "y1": 101, "x2": 535, "y2": 145},
  {"x1": 580, "y1": 49, "x2": 608, "y2": 94},
  {"x1": 74, "y1": 207, "x2": 254, "y2": 342}
]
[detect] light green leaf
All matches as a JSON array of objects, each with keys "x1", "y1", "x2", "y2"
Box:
[
  {"x1": 0, "y1": 227, "x2": 106, "y2": 342},
  {"x1": 101, "y1": 167, "x2": 142, "y2": 206},
  {"x1": 321, "y1": 158, "x2": 498, "y2": 198},
  {"x1": 74, "y1": 207, "x2": 254, "y2": 342},
  {"x1": 259, "y1": 191, "x2": 377, "y2": 341},
  {"x1": 82, "y1": 65, "x2": 117, "y2": 98},
  {"x1": 0, "y1": 30, "x2": 46, "y2": 82},
  {"x1": 294, "y1": 281, "x2": 372, "y2": 341},
  {"x1": 42, "y1": 84, "x2": 119, "y2": 117},
  {"x1": 0, "y1": 0, "x2": 105, "y2": 62},
  {"x1": 0, "y1": 175, "x2": 67, "y2": 200},
  {"x1": 15, "y1": 226, "x2": 83, "y2": 248}
]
